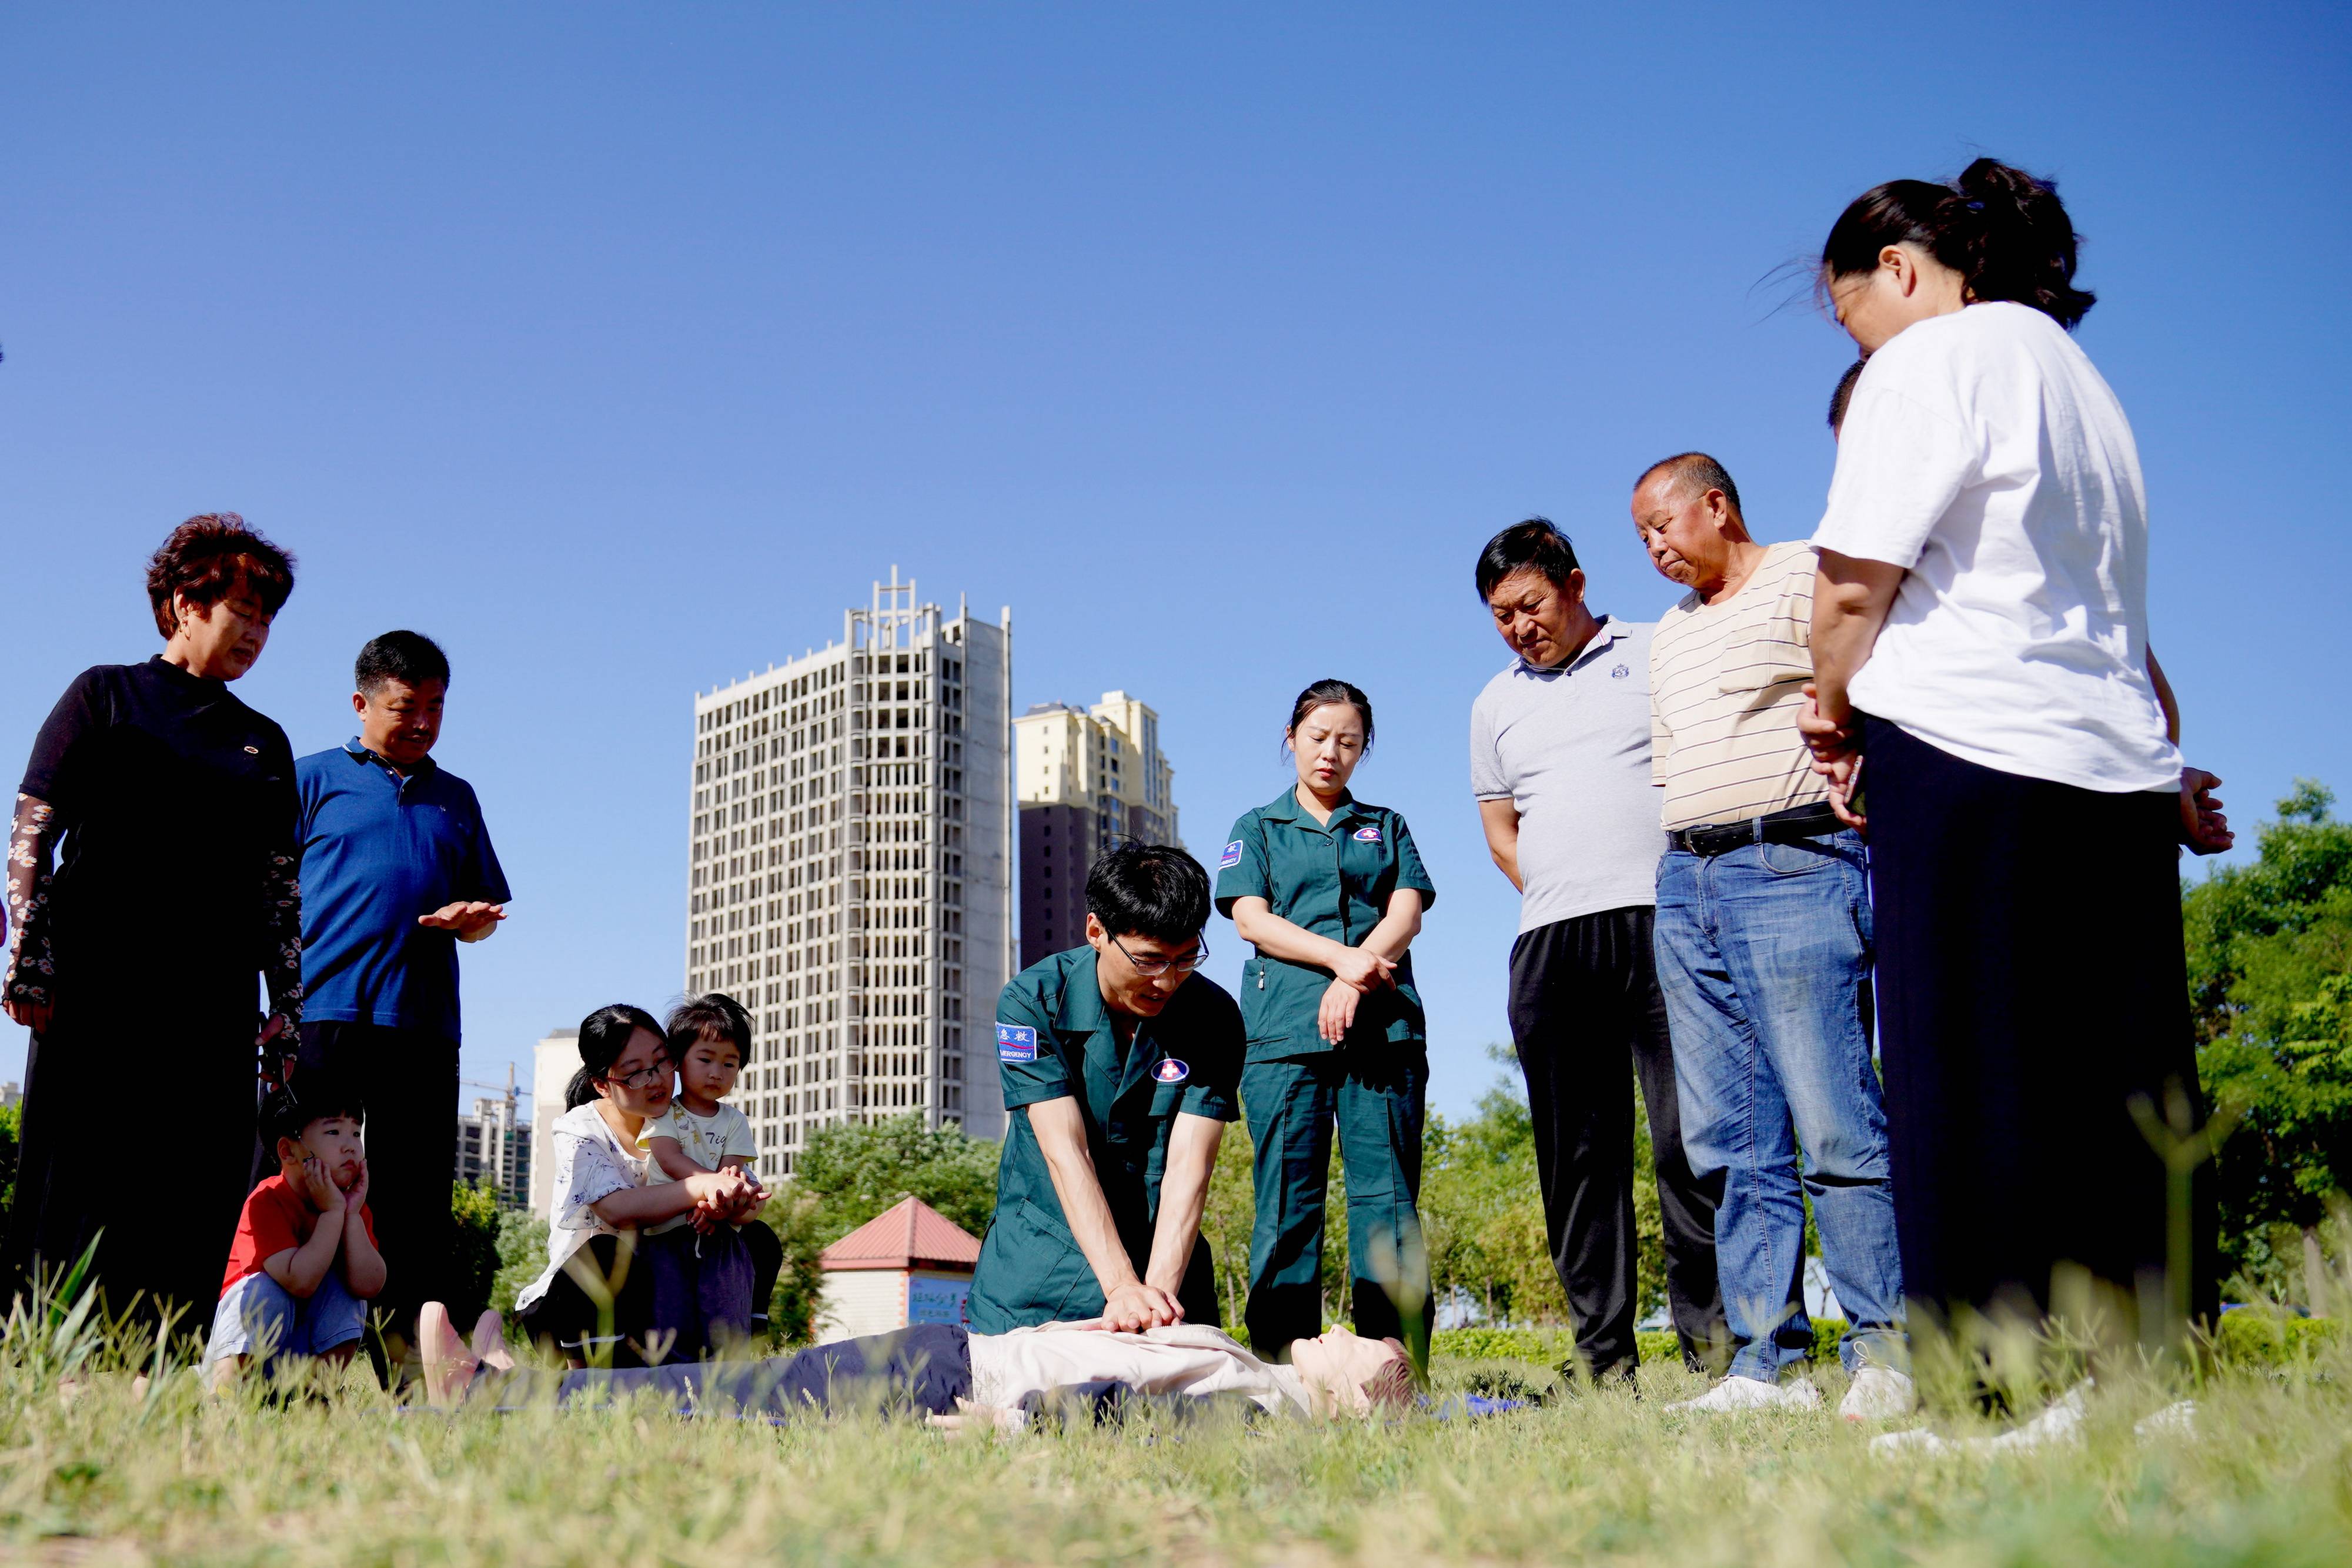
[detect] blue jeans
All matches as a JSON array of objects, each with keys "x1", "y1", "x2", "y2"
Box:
[
  {"x1": 205, "y1": 1268, "x2": 369, "y2": 1376},
  {"x1": 1654, "y1": 828, "x2": 1903, "y2": 1379}
]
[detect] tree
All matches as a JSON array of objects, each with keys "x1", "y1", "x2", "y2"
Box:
[
  {"x1": 2188, "y1": 781, "x2": 2352, "y2": 1299},
  {"x1": 449, "y1": 1180, "x2": 504, "y2": 1320},
  {"x1": 789, "y1": 1112, "x2": 1000, "y2": 1241},
  {"x1": 1419, "y1": 1058, "x2": 1569, "y2": 1327},
  {"x1": 756, "y1": 1186, "x2": 832, "y2": 1345},
  {"x1": 489, "y1": 1208, "x2": 548, "y2": 1316},
  {"x1": 1198, "y1": 1115, "x2": 1257, "y2": 1329}
]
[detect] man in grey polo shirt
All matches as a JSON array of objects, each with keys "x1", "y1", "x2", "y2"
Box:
[{"x1": 1470, "y1": 517, "x2": 1723, "y2": 1383}]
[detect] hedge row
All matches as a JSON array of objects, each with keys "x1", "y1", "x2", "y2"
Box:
[{"x1": 1432, "y1": 1314, "x2": 2344, "y2": 1369}]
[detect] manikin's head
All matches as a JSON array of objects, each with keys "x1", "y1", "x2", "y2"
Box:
[{"x1": 1288, "y1": 1326, "x2": 1415, "y2": 1419}]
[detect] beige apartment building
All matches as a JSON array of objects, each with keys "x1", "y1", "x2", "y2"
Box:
[
  {"x1": 684, "y1": 569, "x2": 1014, "y2": 1177},
  {"x1": 1014, "y1": 691, "x2": 1179, "y2": 968}
]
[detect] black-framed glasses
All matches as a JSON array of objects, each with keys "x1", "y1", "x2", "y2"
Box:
[
  {"x1": 603, "y1": 1059, "x2": 673, "y2": 1089},
  {"x1": 1110, "y1": 932, "x2": 1207, "y2": 978}
]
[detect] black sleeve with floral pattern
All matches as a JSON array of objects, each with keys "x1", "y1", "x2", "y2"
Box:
[
  {"x1": 261, "y1": 837, "x2": 303, "y2": 1027},
  {"x1": 4, "y1": 792, "x2": 56, "y2": 1009}
]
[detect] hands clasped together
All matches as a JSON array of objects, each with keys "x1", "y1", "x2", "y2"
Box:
[
  {"x1": 1796, "y1": 683, "x2": 2234, "y2": 855},
  {"x1": 1318, "y1": 947, "x2": 1396, "y2": 1046},
  {"x1": 681, "y1": 1164, "x2": 768, "y2": 1233}
]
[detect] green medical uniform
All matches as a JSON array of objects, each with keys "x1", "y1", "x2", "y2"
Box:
[
  {"x1": 967, "y1": 945, "x2": 1244, "y2": 1333},
  {"x1": 1215, "y1": 787, "x2": 1436, "y2": 1359}
]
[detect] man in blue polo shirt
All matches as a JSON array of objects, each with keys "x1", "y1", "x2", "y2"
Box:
[{"x1": 292, "y1": 630, "x2": 509, "y2": 1354}]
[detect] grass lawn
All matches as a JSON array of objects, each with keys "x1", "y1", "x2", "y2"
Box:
[{"x1": 3, "y1": 1309, "x2": 2347, "y2": 1566}]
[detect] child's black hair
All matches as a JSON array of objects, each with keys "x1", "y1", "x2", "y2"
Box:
[
  {"x1": 666, "y1": 992, "x2": 754, "y2": 1062},
  {"x1": 259, "y1": 1073, "x2": 367, "y2": 1151}
]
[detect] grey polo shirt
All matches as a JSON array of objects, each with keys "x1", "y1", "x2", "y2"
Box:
[{"x1": 1469, "y1": 616, "x2": 1668, "y2": 933}]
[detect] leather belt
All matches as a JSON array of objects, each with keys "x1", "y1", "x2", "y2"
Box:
[{"x1": 1668, "y1": 803, "x2": 1846, "y2": 857}]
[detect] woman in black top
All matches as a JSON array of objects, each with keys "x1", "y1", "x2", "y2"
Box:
[{"x1": 2, "y1": 515, "x2": 305, "y2": 1330}]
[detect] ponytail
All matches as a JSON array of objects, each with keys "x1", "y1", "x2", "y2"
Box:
[{"x1": 1822, "y1": 157, "x2": 2096, "y2": 330}]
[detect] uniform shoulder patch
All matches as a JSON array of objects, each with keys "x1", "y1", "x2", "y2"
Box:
[
  {"x1": 1153, "y1": 1057, "x2": 1190, "y2": 1084},
  {"x1": 1219, "y1": 840, "x2": 1244, "y2": 870},
  {"x1": 995, "y1": 1022, "x2": 1038, "y2": 1062},
  {"x1": 1351, "y1": 825, "x2": 1382, "y2": 843}
]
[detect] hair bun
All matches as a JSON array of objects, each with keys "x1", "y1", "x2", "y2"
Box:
[
  {"x1": 1949, "y1": 158, "x2": 2096, "y2": 329},
  {"x1": 1823, "y1": 158, "x2": 2095, "y2": 331}
]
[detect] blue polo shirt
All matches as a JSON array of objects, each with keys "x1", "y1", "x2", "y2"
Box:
[{"x1": 295, "y1": 739, "x2": 511, "y2": 1041}]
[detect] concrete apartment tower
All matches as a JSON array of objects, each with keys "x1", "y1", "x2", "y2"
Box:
[
  {"x1": 686, "y1": 569, "x2": 1013, "y2": 1178},
  {"x1": 527, "y1": 1026, "x2": 580, "y2": 1222},
  {"x1": 1014, "y1": 691, "x2": 1179, "y2": 969}
]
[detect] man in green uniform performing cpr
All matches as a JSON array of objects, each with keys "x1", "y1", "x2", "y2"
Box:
[{"x1": 968, "y1": 842, "x2": 1244, "y2": 1333}]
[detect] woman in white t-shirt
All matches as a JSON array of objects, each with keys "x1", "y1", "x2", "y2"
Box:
[
  {"x1": 513, "y1": 1004, "x2": 756, "y2": 1365},
  {"x1": 1800, "y1": 158, "x2": 2231, "y2": 1347}
]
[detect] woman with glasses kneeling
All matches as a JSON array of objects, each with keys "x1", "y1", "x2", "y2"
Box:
[
  {"x1": 1215, "y1": 681, "x2": 1436, "y2": 1369},
  {"x1": 513, "y1": 1005, "x2": 761, "y2": 1365}
]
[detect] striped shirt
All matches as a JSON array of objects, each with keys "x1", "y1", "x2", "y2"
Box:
[{"x1": 1649, "y1": 540, "x2": 1830, "y2": 832}]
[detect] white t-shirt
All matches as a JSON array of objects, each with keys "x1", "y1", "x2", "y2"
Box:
[
  {"x1": 965, "y1": 1322, "x2": 1308, "y2": 1417},
  {"x1": 1812, "y1": 301, "x2": 2181, "y2": 793},
  {"x1": 636, "y1": 1101, "x2": 760, "y2": 1236},
  {"x1": 514, "y1": 1102, "x2": 649, "y2": 1313}
]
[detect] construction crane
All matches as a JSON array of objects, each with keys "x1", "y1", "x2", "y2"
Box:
[
  {"x1": 457, "y1": 1061, "x2": 532, "y2": 1111},
  {"x1": 456, "y1": 1064, "x2": 533, "y2": 1208}
]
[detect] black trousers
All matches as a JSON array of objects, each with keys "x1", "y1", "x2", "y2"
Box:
[
  {"x1": 516, "y1": 1224, "x2": 783, "y2": 1365},
  {"x1": 279, "y1": 1021, "x2": 461, "y2": 1341},
  {"x1": 514, "y1": 1232, "x2": 660, "y2": 1365},
  {"x1": 1508, "y1": 907, "x2": 1725, "y2": 1376},
  {"x1": 1863, "y1": 718, "x2": 2216, "y2": 1333}
]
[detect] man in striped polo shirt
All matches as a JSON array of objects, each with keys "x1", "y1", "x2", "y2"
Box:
[{"x1": 1632, "y1": 453, "x2": 1910, "y2": 1422}]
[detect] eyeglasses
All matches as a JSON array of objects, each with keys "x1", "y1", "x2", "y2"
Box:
[
  {"x1": 1110, "y1": 933, "x2": 1207, "y2": 978},
  {"x1": 603, "y1": 1059, "x2": 673, "y2": 1089}
]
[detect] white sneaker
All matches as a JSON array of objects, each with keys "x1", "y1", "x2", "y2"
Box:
[
  {"x1": 2135, "y1": 1399, "x2": 2197, "y2": 1440},
  {"x1": 1983, "y1": 1381, "x2": 2087, "y2": 1452},
  {"x1": 1839, "y1": 1366, "x2": 1917, "y2": 1423},
  {"x1": 1870, "y1": 1379, "x2": 2093, "y2": 1458},
  {"x1": 1668, "y1": 1374, "x2": 1822, "y2": 1413}
]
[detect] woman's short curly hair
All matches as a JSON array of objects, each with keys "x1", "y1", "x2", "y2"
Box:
[{"x1": 146, "y1": 513, "x2": 297, "y2": 638}]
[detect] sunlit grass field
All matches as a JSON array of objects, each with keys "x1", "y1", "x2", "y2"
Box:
[{"x1": 4, "y1": 1290, "x2": 2347, "y2": 1568}]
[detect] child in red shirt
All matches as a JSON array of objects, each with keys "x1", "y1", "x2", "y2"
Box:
[{"x1": 206, "y1": 1078, "x2": 386, "y2": 1387}]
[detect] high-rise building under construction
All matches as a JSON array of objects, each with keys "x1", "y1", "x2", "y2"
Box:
[{"x1": 686, "y1": 569, "x2": 1013, "y2": 1175}]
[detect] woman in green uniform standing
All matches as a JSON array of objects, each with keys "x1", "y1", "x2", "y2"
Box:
[{"x1": 1215, "y1": 680, "x2": 1435, "y2": 1366}]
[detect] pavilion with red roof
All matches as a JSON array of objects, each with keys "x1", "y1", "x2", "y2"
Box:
[{"x1": 813, "y1": 1196, "x2": 984, "y2": 1343}]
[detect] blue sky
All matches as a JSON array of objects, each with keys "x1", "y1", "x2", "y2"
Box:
[{"x1": 4, "y1": 2, "x2": 2346, "y2": 1121}]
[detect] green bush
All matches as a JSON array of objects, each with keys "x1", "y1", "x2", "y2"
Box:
[
  {"x1": 0, "y1": 1101, "x2": 18, "y2": 1219},
  {"x1": 1430, "y1": 1326, "x2": 1572, "y2": 1362},
  {"x1": 2213, "y1": 1310, "x2": 2343, "y2": 1366},
  {"x1": 1438, "y1": 1319, "x2": 1849, "y2": 1370},
  {"x1": 489, "y1": 1209, "x2": 549, "y2": 1318},
  {"x1": 449, "y1": 1181, "x2": 504, "y2": 1320}
]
